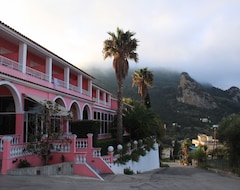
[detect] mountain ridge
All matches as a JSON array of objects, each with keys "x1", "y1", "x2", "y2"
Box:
[{"x1": 85, "y1": 67, "x2": 240, "y2": 138}]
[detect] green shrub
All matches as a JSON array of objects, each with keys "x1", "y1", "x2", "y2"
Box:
[
  {"x1": 70, "y1": 120, "x2": 99, "y2": 146},
  {"x1": 18, "y1": 159, "x2": 31, "y2": 168},
  {"x1": 131, "y1": 150, "x2": 140, "y2": 162},
  {"x1": 160, "y1": 162, "x2": 169, "y2": 167},
  {"x1": 124, "y1": 167, "x2": 134, "y2": 175}
]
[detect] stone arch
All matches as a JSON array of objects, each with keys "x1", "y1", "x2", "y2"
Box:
[{"x1": 69, "y1": 100, "x2": 81, "y2": 120}]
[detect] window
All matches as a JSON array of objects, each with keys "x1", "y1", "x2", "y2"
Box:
[{"x1": 93, "y1": 110, "x2": 114, "y2": 135}]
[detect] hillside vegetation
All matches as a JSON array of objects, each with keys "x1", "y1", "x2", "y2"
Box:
[{"x1": 86, "y1": 67, "x2": 240, "y2": 140}]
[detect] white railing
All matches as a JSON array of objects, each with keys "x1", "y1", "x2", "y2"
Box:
[
  {"x1": 0, "y1": 56, "x2": 112, "y2": 102},
  {"x1": 0, "y1": 55, "x2": 50, "y2": 82},
  {"x1": 76, "y1": 139, "x2": 88, "y2": 148},
  {"x1": 53, "y1": 78, "x2": 68, "y2": 88},
  {"x1": 9, "y1": 135, "x2": 20, "y2": 145},
  {"x1": 10, "y1": 144, "x2": 32, "y2": 158},
  {"x1": 98, "y1": 100, "x2": 105, "y2": 105},
  {"x1": 69, "y1": 84, "x2": 80, "y2": 93},
  {"x1": 82, "y1": 89, "x2": 90, "y2": 96},
  {"x1": 102, "y1": 155, "x2": 111, "y2": 164},
  {"x1": 0, "y1": 135, "x2": 20, "y2": 152},
  {"x1": 0, "y1": 135, "x2": 20, "y2": 147},
  {"x1": 92, "y1": 148, "x2": 101, "y2": 158},
  {"x1": 26, "y1": 67, "x2": 49, "y2": 81},
  {"x1": 76, "y1": 153, "x2": 87, "y2": 164},
  {"x1": 92, "y1": 97, "x2": 111, "y2": 106},
  {"x1": 0, "y1": 55, "x2": 22, "y2": 71},
  {"x1": 52, "y1": 143, "x2": 70, "y2": 152}
]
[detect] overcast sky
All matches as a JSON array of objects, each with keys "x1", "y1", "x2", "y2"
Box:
[{"x1": 1, "y1": 0, "x2": 240, "y2": 90}]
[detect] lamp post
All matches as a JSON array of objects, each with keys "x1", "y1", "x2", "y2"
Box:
[
  {"x1": 108, "y1": 146, "x2": 114, "y2": 164},
  {"x1": 117, "y1": 144, "x2": 123, "y2": 161},
  {"x1": 133, "y1": 140, "x2": 138, "y2": 149}
]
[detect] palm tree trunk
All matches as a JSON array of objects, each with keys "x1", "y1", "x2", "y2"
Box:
[
  {"x1": 117, "y1": 78, "x2": 124, "y2": 144},
  {"x1": 141, "y1": 85, "x2": 147, "y2": 105}
]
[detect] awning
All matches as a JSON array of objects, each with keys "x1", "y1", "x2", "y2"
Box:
[{"x1": 25, "y1": 95, "x2": 72, "y2": 117}]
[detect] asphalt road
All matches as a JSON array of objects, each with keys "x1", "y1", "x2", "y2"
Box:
[{"x1": 0, "y1": 163, "x2": 239, "y2": 190}]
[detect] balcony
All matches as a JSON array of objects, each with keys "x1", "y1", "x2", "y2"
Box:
[
  {"x1": 0, "y1": 55, "x2": 49, "y2": 82},
  {"x1": 0, "y1": 55, "x2": 111, "y2": 106},
  {"x1": 0, "y1": 55, "x2": 22, "y2": 72}
]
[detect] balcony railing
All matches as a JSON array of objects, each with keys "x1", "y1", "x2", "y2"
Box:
[
  {"x1": 0, "y1": 55, "x2": 22, "y2": 72},
  {"x1": 0, "y1": 55, "x2": 110, "y2": 106},
  {"x1": 69, "y1": 83, "x2": 81, "y2": 93},
  {"x1": 26, "y1": 67, "x2": 49, "y2": 81},
  {"x1": 82, "y1": 89, "x2": 90, "y2": 96}
]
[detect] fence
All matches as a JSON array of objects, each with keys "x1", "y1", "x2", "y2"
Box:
[{"x1": 206, "y1": 159, "x2": 230, "y2": 170}]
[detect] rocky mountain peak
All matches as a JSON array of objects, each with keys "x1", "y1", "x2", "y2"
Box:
[
  {"x1": 226, "y1": 86, "x2": 240, "y2": 102},
  {"x1": 176, "y1": 72, "x2": 217, "y2": 109}
]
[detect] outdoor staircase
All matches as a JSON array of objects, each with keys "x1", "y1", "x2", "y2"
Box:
[{"x1": 85, "y1": 162, "x2": 104, "y2": 180}]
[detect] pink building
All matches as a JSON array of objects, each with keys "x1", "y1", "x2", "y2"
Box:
[{"x1": 0, "y1": 21, "x2": 116, "y2": 178}]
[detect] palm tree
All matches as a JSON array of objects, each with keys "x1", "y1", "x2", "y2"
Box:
[
  {"x1": 103, "y1": 27, "x2": 139, "y2": 143},
  {"x1": 132, "y1": 67, "x2": 153, "y2": 107},
  {"x1": 181, "y1": 138, "x2": 192, "y2": 165}
]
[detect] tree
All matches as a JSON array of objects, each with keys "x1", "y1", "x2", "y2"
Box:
[
  {"x1": 27, "y1": 100, "x2": 72, "y2": 165},
  {"x1": 123, "y1": 101, "x2": 164, "y2": 140},
  {"x1": 192, "y1": 146, "x2": 207, "y2": 163},
  {"x1": 181, "y1": 138, "x2": 192, "y2": 165},
  {"x1": 218, "y1": 114, "x2": 240, "y2": 167},
  {"x1": 132, "y1": 67, "x2": 153, "y2": 108},
  {"x1": 103, "y1": 27, "x2": 139, "y2": 143}
]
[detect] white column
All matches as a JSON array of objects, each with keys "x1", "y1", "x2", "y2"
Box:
[
  {"x1": 97, "y1": 89, "x2": 100, "y2": 103},
  {"x1": 106, "y1": 93, "x2": 110, "y2": 105},
  {"x1": 18, "y1": 43, "x2": 27, "y2": 73},
  {"x1": 89, "y1": 80, "x2": 92, "y2": 97},
  {"x1": 77, "y1": 74, "x2": 82, "y2": 93},
  {"x1": 103, "y1": 92, "x2": 106, "y2": 103},
  {"x1": 45, "y1": 57, "x2": 52, "y2": 82},
  {"x1": 64, "y1": 67, "x2": 70, "y2": 89}
]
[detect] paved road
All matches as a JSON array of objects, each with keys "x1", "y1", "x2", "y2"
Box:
[{"x1": 0, "y1": 163, "x2": 239, "y2": 190}]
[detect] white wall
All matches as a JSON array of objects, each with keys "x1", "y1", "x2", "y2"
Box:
[{"x1": 110, "y1": 143, "x2": 160, "y2": 174}]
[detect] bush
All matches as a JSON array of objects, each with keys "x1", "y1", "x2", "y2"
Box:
[
  {"x1": 160, "y1": 162, "x2": 169, "y2": 167},
  {"x1": 18, "y1": 159, "x2": 31, "y2": 168},
  {"x1": 124, "y1": 167, "x2": 134, "y2": 175},
  {"x1": 70, "y1": 120, "x2": 100, "y2": 146},
  {"x1": 192, "y1": 146, "x2": 206, "y2": 163}
]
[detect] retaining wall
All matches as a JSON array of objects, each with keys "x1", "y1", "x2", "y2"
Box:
[{"x1": 7, "y1": 162, "x2": 74, "y2": 176}]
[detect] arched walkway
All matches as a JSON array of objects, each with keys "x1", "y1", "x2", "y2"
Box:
[{"x1": 0, "y1": 81, "x2": 22, "y2": 138}]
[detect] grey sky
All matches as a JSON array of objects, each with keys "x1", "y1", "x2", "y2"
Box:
[{"x1": 1, "y1": 0, "x2": 239, "y2": 90}]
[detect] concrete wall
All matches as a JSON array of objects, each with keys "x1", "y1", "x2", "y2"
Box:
[
  {"x1": 7, "y1": 162, "x2": 74, "y2": 176},
  {"x1": 111, "y1": 143, "x2": 160, "y2": 174}
]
